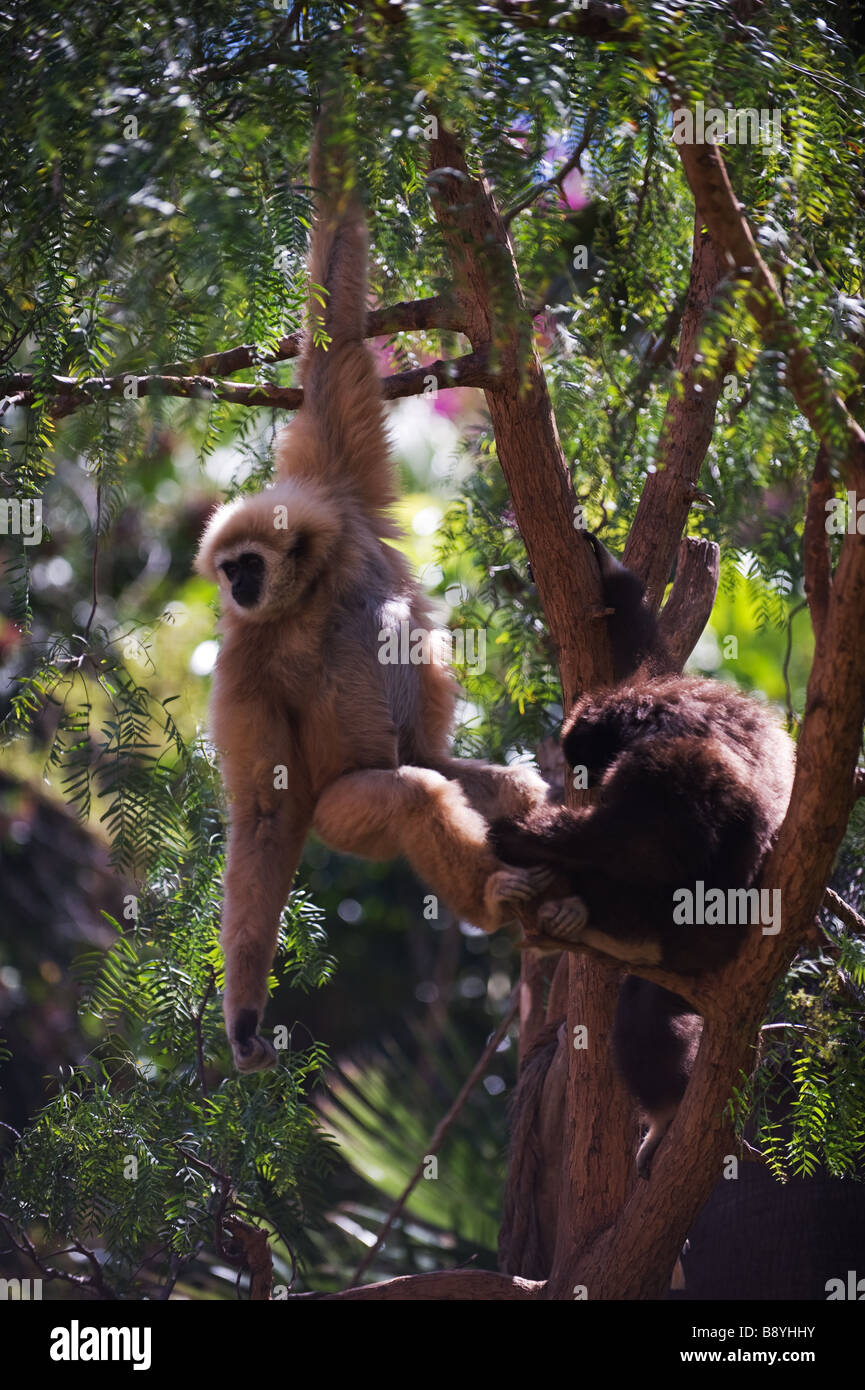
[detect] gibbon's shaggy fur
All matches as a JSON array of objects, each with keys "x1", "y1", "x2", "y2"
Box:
[
  {"x1": 490, "y1": 541, "x2": 796, "y2": 1174},
  {"x1": 196, "y1": 117, "x2": 550, "y2": 1071}
]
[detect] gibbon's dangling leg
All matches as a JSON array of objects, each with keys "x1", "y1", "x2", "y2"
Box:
[
  {"x1": 312, "y1": 765, "x2": 548, "y2": 932},
  {"x1": 613, "y1": 978, "x2": 702, "y2": 1179},
  {"x1": 213, "y1": 694, "x2": 315, "y2": 1072}
]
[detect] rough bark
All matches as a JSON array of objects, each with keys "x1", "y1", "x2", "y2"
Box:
[{"x1": 657, "y1": 536, "x2": 721, "y2": 669}]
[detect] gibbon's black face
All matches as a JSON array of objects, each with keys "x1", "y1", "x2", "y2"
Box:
[
  {"x1": 220, "y1": 551, "x2": 265, "y2": 608},
  {"x1": 212, "y1": 529, "x2": 318, "y2": 621}
]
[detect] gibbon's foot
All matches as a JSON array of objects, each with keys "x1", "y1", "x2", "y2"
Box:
[
  {"x1": 536, "y1": 895, "x2": 588, "y2": 943},
  {"x1": 635, "y1": 1105, "x2": 676, "y2": 1179},
  {"x1": 230, "y1": 1008, "x2": 278, "y2": 1074},
  {"x1": 484, "y1": 865, "x2": 557, "y2": 928}
]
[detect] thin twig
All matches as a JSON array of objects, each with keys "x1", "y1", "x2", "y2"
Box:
[
  {"x1": 349, "y1": 991, "x2": 519, "y2": 1286},
  {"x1": 83, "y1": 479, "x2": 102, "y2": 641},
  {"x1": 0, "y1": 1212, "x2": 115, "y2": 1298},
  {"x1": 630, "y1": 115, "x2": 656, "y2": 246},
  {"x1": 503, "y1": 114, "x2": 597, "y2": 228}
]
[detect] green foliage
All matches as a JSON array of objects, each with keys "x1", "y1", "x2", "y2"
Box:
[
  {"x1": 731, "y1": 923, "x2": 865, "y2": 1181},
  {"x1": 730, "y1": 802, "x2": 865, "y2": 1180}
]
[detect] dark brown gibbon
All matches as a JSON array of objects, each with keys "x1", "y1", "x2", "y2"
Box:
[
  {"x1": 489, "y1": 540, "x2": 796, "y2": 1174},
  {"x1": 195, "y1": 120, "x2": 550, "y2": 1071}
]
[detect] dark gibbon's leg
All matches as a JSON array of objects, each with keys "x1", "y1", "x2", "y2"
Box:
[{"x1": 613, "y1": 979, "x2": 702, "y2": 1178}]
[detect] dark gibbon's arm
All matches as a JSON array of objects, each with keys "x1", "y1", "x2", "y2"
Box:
[{"x1": 587, "y1": 534, "x2": 672, "y2": 681}]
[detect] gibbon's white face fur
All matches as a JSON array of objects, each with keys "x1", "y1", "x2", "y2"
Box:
[{"x1": 196, "y1": 477, "x2": 342, "y2": 623}]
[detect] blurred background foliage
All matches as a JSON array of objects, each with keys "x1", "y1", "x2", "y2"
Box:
[{"x1": 0, "y1": 0, "x2": 863, "y2": 1297}]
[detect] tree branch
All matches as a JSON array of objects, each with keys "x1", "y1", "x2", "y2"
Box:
[
  {"x1": 224, "y1": 1217, "x2": 273, "y2": 1301},
  {"x1": 0, "y1": 1212, "x2": 116, "y2": 1299},
  {"x1": 823, "y1": 887, "x2": 865, "y2": 937},
  {"x1": 503, "y1": 114, "x2": 596, "y2": 227},
  {"x1": 193, "y1": 969, "x2": 216, "y2": 1100},
  {"x1": 3, "y1": 350, "x2": 493, "y2": 421},
  {"x1": 656, "y1": 536, "x2": 721, "y2": 669},
  {"x1": 493, "y1": 0, "x2": 626, "y2": 41},
  {"x1": 427, "y1": 125, "x2": 611, "y2": 709},
  {"x1": 318, "y1": 1269, "x2": 545, "y2": 1300},
  {"x1": 673, "y1": 125, "x2": 865, "y2": 489},
  {"x1": 161, "y1": 295, "x2": 465, "y2": 378},
  {"x1": 803, "y1": 442, "x2": 833, "y2": 641}
]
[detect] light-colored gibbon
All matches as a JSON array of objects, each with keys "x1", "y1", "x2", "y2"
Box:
[{"x1": 196, "y1": 116, "x2": 551, "y2": 1071}]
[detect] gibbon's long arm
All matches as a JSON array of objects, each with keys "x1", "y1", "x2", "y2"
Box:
[{"x1": 277, "y1": 104, "x2": 395, "y2": 514}]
